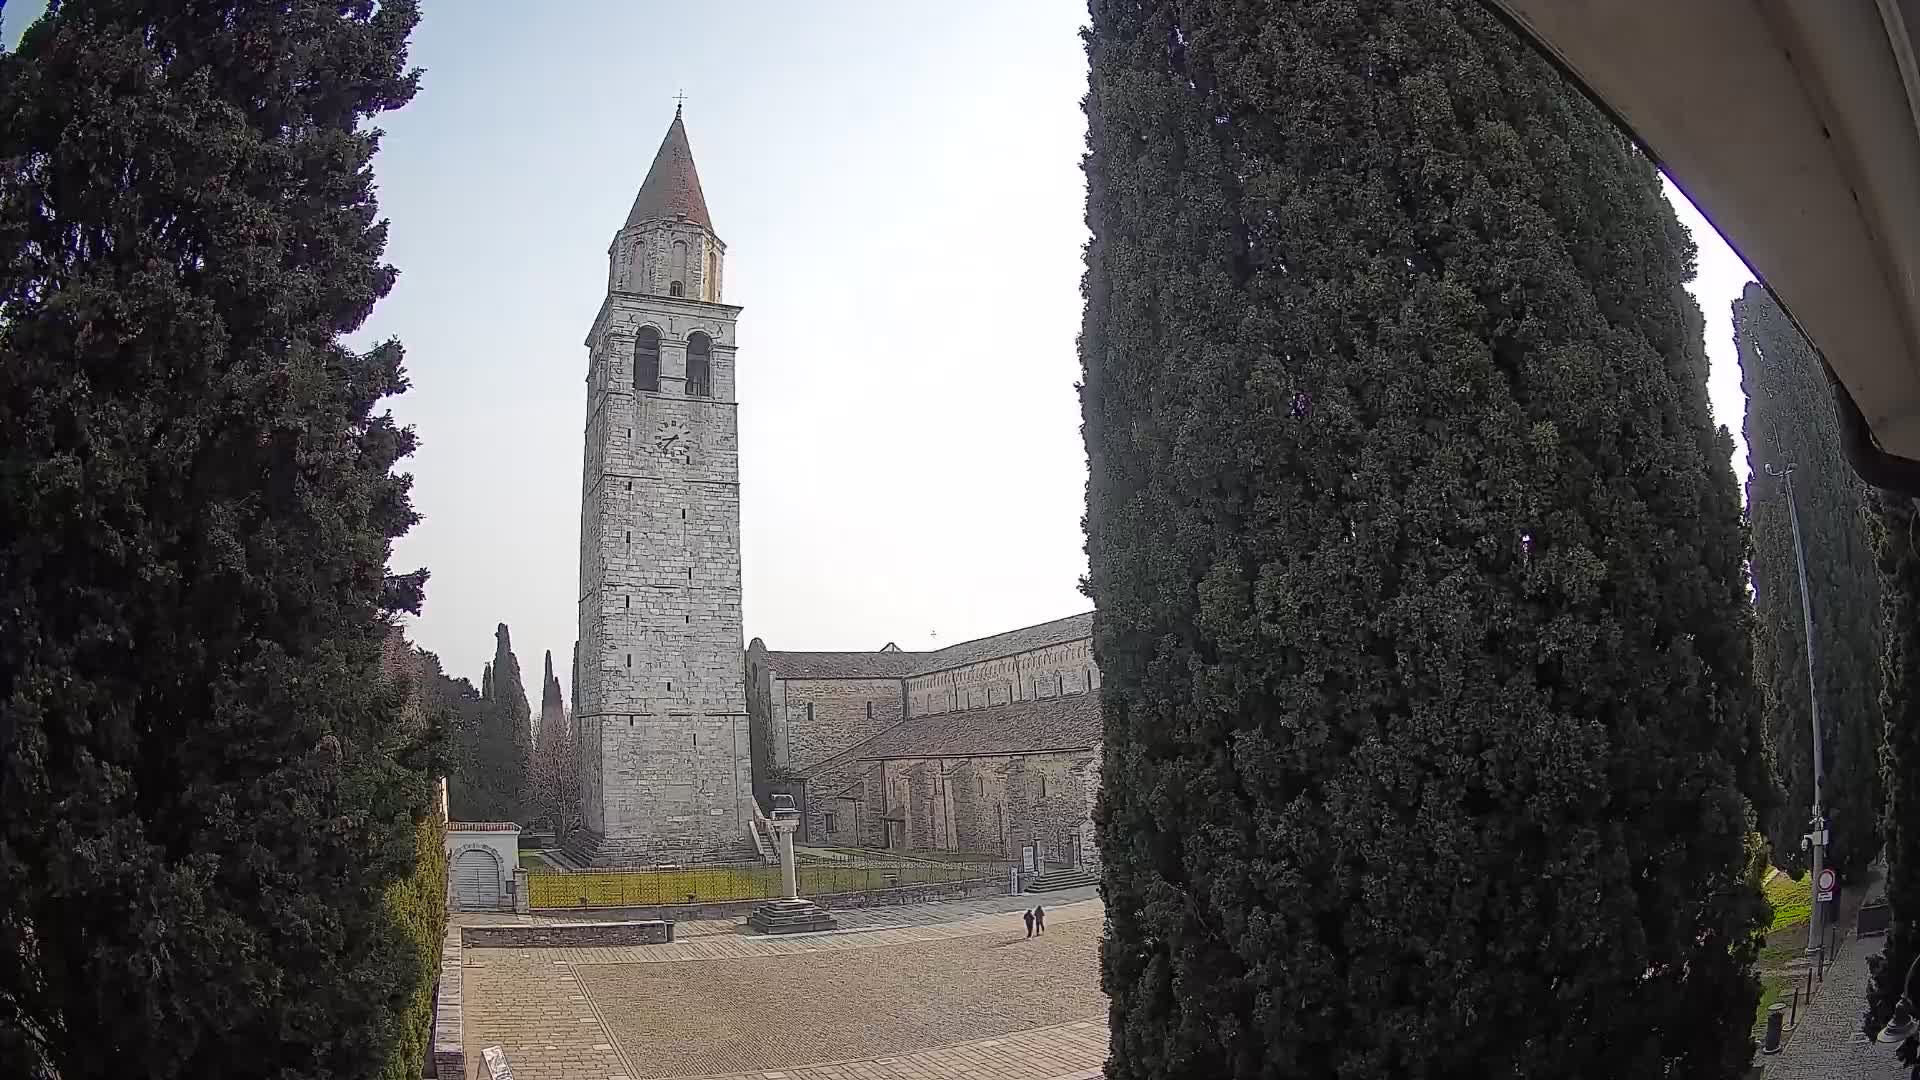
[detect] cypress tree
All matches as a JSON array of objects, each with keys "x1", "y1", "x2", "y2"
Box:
[
  {"x1": 1081, "y1": 2, "x2": 1769, "y2": 1076},
  {"x1": 490, "y1": 623, "x2": 532, "y2": 820},
  {"x1": 1870, "y1": 493, "x2": 1920, "y2": 1033},
  {"x1": 435, "y1": 660, "x2": 492, "y2": 822},
  {"x1": 539, "y1": 648, "x2": 567, "y2": 749},
  {"x1": 1736, "y1": 283, "x2": 1882, "y2": 880},
  {"x1": 0, "y1": 2, "x2": 430, "y2": 1077}
]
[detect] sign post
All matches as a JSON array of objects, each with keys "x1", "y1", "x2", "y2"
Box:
[{"x1": 1817, "y1": 867, "x2": 1837, "y2": 904}]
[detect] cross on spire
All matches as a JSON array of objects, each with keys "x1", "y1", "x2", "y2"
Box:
[{"x1": 673, "y1": 89, "x2": 688, "y2": 117}]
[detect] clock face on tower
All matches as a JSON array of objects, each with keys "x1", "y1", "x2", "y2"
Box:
[{"x1": 652, "y1": 417, "x2": 692, "y2": 462}]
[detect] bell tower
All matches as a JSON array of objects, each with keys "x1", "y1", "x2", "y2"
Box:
[{"x1": 572, "y1": 108, "x2": 753, "y2": 865}]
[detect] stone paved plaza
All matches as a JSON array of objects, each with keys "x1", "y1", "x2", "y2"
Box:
[{"x1": 461, "y1": 897, "x2": 1107, "y2": 1079}]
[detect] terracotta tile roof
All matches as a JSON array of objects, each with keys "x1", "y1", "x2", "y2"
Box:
[
  {"x1": 625, "y1": 111, "x2": 713, "y2": 232},
  {"x1": 762, "y1": 651, "x2": 924, "y2": 679},
  {"x1": 763, "y1": 612, "x2": 1093, "y2": 682},
  {"x1": 853, "y1": 692, "x2": 1102, "y2": 761},
  {"x1": 910, "y1": 612, "x2": 1093, "y2": 676}
]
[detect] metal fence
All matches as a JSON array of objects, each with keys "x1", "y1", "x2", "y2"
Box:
[{"x1": 527, "y1": 856, "x2": 1011, "y2": 910}]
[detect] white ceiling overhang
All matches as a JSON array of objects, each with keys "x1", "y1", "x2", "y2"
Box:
[{"x1": 1484, "y1": 0, "x2": 1920, "y2": 476}]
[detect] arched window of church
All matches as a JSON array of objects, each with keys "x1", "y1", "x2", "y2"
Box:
[
  {"x1": 634, "y1": 326, "x2": 660, "y2": 392},
  {"x1": 705, "y1": 250, "x2": 718, "y2": 300},
  {"x1": 686, "y1": 332, "x2": 712, "y2": 398},
  {"x1": 670, "y1": 239, "x2": 688, "y2": 296}
]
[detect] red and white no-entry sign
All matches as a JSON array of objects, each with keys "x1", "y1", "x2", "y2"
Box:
[{"x1": 1817, "y1": 867, "x2": 1837, "y2": 902}]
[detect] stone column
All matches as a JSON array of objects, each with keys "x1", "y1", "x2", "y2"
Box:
[
  {"x1": 778, "y1": 819, "x2": 799, "y2": 899},
  {"x1": 748, "y1": 797, "x2": 835, "y2": 934}
]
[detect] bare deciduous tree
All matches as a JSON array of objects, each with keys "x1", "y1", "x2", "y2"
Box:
[{"x1": 527, "y1": 724, "x2": 583, "y2": 844}]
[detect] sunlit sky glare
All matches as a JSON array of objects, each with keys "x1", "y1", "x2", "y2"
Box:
[{"x1": 4, "y1": 3, "x2": 1757, "y2": 701}]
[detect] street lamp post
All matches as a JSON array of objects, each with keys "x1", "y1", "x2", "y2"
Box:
[{"x1": 1766, "y1": 461, "x2": 1829, "y2": 978}]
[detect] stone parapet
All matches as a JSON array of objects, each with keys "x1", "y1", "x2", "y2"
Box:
[
  {"x1": 461, "y1": 920, "x2": 676, "y2": 948},
  {"x1": 431, "y1": 925, "x2": 463, "y2": 1079}
]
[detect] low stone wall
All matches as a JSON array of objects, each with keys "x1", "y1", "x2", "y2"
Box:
[
  {"x1": 461, "y1": 919, "x2": 675, "y2": 948},
  {"x1": 431, "y1": 926, "x2": 463, "y2": 1079}
]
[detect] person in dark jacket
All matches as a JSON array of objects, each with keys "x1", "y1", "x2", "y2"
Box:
[
  {"x1": 1033, "y1": 905, "x2": 1046, "y2": 934},
  {"x1": 1023, "y1": 908, "x2": 1035, "y2": 938}
]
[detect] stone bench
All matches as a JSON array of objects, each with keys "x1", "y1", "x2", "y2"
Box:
[{"x1": 459, "y1": 920, "x2": 675, "y2": 948}]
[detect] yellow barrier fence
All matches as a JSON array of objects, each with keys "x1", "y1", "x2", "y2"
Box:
[{"x1": 527, "y1": 859, "x2": 1001, "y2": 909}]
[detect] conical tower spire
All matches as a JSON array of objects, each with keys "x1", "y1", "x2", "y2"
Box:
[{"x1": 625, "y1": 112, "x2": 712, "y2": 232}]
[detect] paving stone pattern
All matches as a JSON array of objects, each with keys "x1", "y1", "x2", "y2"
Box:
[
  {"x1": 463, "y1": 900, "x2": 1105, "y2": 1080},
  {"x1": 1763, "y1": 928, "x2": 1911, "y2": 1080},
  {"x1": 581, "y1": 921, "x2": 1101, "y2": 1077},
  {"x1": 683, "y1": 1020, "x2": 1108, "y2": 1080},
  {"x1": 462, "y1": 952, "x2": 627, "y2": 1080}
]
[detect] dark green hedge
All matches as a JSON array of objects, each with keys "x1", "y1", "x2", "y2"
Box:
[{"x1": 380, "y1": 812, "x2": 449, "y2": 1080}]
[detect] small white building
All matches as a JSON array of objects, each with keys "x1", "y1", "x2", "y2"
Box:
[{"x1": 446, "y1": 822, "x2": 520, "y2": 911}]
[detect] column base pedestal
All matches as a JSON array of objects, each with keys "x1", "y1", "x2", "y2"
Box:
[{"x1": 747, "y1": 897, "x2": 837, "y2": 935}]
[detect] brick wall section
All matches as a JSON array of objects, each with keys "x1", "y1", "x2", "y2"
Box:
[{"x1": 461, "y1": 920, "x2": 674, "y2": 948}]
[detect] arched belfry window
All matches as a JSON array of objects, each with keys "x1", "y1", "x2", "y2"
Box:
[
  {"x1": 634, "y1": 326, "x2": 660, "y2": 393},
  {"x1": 670, "y1": 240, "x2": 688, "y2": 297},
  {"x1": 686, "y1": 332, "x2": 712, "y2": 398}
]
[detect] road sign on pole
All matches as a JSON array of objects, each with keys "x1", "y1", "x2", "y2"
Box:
[{"x1": 1817, "y1": 867, "x2": 1837, "y2": 903}]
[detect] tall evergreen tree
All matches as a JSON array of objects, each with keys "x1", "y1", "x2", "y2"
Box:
[
  {"x1": 538, "y1": 648, "x2": 567, "y2": 749},
  {"x1": 0, "y1": 2, "x2": 430, "y2": 1077},
  {"x1": 434, "y1": 660, "x2": 493, "y2": 822},
  {"x1": 1081, "y1": 2, "x2": 1769, "y2": 1076},
  {"x1": 1736, "y1": 283, "x2": 1883, "y2": 880},
  {"x1": 490, "y1": 623, "x2": 532, "y2": 819},
  {"x1": 1869, "y1": 492, "x2": 1920, "y2": 1035}
]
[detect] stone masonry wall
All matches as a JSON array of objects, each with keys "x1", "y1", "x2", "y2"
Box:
[
  {"x1": 868, "y1": 750, "x2": 1097, "y2": 866},
  {"x1": 576, "y1": 223, "x2": 753, "y2": 863},
  {"x1": 461, "y1": 920, "x2": 674, "y2": 948},
  {"x1": 611, "y1": 220, "x2": 723, "y2": 303},
  {"x1": 905, "y1": 638, "x2": 1101, "y2": 718},
  {"x1": 767, "y1": 675, "x2": 905, "y2": 774}
]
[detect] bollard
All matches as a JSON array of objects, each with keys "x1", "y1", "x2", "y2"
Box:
[
  {"x1": 1790, "y1": 986, "x2": 1799, "y2": 1028},
  {"x1": 1762, "y1": 1003, "x2": 1788, "y2": 1054}
]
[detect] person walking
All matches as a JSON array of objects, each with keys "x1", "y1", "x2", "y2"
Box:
[
  {"x1": 1033, "y1": 905, "x2": 1046, "y2": 935},
  {"x1": 1024, "y1": 907, "x2": 1035, "y2": 939}
]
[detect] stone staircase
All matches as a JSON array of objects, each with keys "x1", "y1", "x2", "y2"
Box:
[
  {"x1": 1024, "y1": 867, "x2": 1099, "y2": 893},
  {"x1": 746, "y1": 897, "x2": 837, "y2": 934},
  {"x1": 748, "y1": 802, "x2": 778, "y2": 865},
  {"x1": 539, "y1": 844, "x2": 590, "y2": 872}
]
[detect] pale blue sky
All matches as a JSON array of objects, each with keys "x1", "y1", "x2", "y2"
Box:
[{"x1": 5, "y1": 2, "x2": 1754, "y2": 699}]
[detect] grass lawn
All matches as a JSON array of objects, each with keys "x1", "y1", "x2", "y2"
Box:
[
  {"x1": 1754, "y1": 870, "x2": 1816, "y2": 1032},
  {"x1": 519, "y1": 851, "x2": 550, "y2": 871},
  {"x1": 1756, "y1": 919, "x2": 1809, "y2": 969},
  {"x1": 527, "y1": 859, "x2": 998, "y2": 908},
  {"x1": 1766, "y1": 871, "x2": 1814, "y2": 932},
  {"x1": 1754, "y1": 971, "x2": 1794, "y2": 1035}
]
